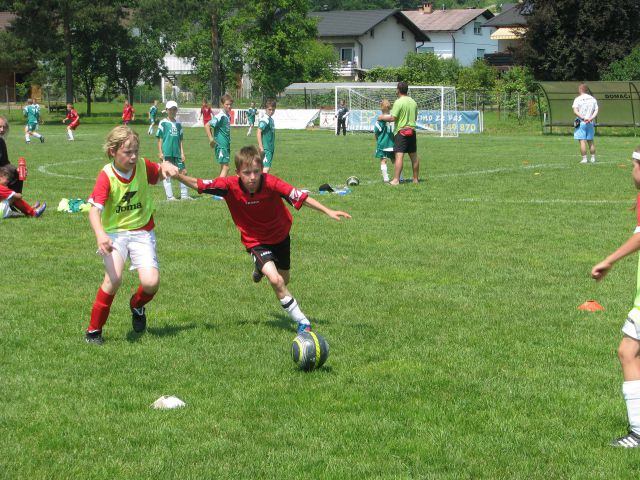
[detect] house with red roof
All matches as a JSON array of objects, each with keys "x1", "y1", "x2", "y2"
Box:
[{"x1": 403, "y1": 3, "x2": 497, "y2": 67}]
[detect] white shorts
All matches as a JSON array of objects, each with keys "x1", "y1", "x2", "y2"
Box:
[
  {"x1": 623, "y1": 308, "x2": 640, "y2": 340},
  {"x1": 1, "y1": 199, "x2": 21, "y2": 218},
  {"x1": 104, "y1": 229, "x2": 159, "y2": 271}
]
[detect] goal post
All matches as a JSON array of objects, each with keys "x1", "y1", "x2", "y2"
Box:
[{"x1": 335, "y1": 85, "x2": 459, "y2": 137}]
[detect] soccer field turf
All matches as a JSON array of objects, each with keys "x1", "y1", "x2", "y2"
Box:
[{"x1": 2, "y1": 123, "x2": 640, "y2": 478}]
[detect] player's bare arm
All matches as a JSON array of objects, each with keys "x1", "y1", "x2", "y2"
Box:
[
  {"x1": 159, "y1": 161, "x2": 180, "y2": 179},
  {"x1": 157, "y1": 138, "x2": 164, "y2": 161},
  {"x1": 174, "y1": 173, "x2": 198, "y2": 190},
  {"x1": 89, "y1": 206, "x2": 113, "y2": 255},
  {"x1": 303, "y1": 196, "x2": 351, "y2": 221},
  {"x1": 592, "y1": 234, "x2": 640, "y2": 280}
]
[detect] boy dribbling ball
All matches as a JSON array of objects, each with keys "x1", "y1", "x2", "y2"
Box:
[
  {"x1": 85, "y1": 126, "x2": 179, "y2": 345},
  {"x1": 592, "y1": 146, "x2": 640, "y2": 447},
  {"x1": 173, "y1": 145, "x2": 351, "y2": 334}
]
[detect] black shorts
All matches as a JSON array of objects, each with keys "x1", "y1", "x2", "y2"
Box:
[
  {"x1": 394, "y1": 130, "x2": 417, "y2": 154},
  {"x1": 248, "y1": 236, "x2": 291, "y2": 272}
]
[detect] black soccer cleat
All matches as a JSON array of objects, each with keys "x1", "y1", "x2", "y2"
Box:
[
  {"x1": 610, "y1": 431, "x2": 640, "y2": 448},
  {"x1": 130, "y1": 302, "x2": 147, "y2": 333},
  {"x1": 252, "y1": 268, "x2": 264, "y2": 283},
  {"x1": 39, "y1": 135, "x2": 45, "y2": 143},
  {"x1": 85, "y1": 330, "x2": 104, "y2": 345}
]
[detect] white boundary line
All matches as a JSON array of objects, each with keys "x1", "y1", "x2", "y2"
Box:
[{"x1": 37, "y1": 158, "x2": 98, "y2": 180}]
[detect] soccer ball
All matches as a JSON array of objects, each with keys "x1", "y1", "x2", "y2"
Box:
[
  {"x1": 346, "y1": 176, "x2": 360, "y2": 186},
  {"x1": 291, "y1": 331, "x2": 329, "y2": 371}
]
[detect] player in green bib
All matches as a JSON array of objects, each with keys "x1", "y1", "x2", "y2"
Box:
[
  {"x1": 85, "y1": 126, "x2": 179, "y2": 345},
  {"x1": 257, "y1": 99, "x2": 276, "y2": 173},
  {"x1": 374, "y1": 99, "x2": 395, "y2": 183},
  {"x1": 148, "y1": 100, "x2": 158, "y2": 136},
  {"x1": 156, "y1": 100, "x2": 190, "y2": 200},
  {"x1": 246, "y1": 101, "x2": 257, "y2": 137},
  {"x1": 23, "y1": 98, "x2": 44, "y2": 144},
  {"x1": 207, "y1": 94, "x2": 233, "y2": 177}
]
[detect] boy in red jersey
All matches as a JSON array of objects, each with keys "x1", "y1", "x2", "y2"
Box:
[
  {"x1": 62, "y1": 103, "x2": 80, "y2": 141},
  {"x1": 0, "y1": 165, "x2": 46, "y2": 218},
  {"x1": 174, "y1": 145, "x2": 351, "y2": 333},
  {"x1": 85, "y1": 126, "x2": 179, "y2": 345},
  {"x1": 122, "y1": 100, "x2": 135, "y2": 125}
]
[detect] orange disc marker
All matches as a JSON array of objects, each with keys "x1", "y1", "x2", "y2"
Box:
[{"x1": 578, "y1": 300, "x2": 604, "y2": 311}]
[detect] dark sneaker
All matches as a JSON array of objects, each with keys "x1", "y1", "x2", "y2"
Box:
[
  {"x1": 34, "y1": 202, "x2": 46, "y2": 217},
  {"x1": 610, "y1": 431, "x2": 640, "y2": 448},
  {"x1": 130, "y1": 302, "x2": 147, "y2": 333},
  {"x1": 40, "y1": 136, "x2": 45, "y2": 143},
  {"x1": 252, "y1": 269, "x2": 264, "y2": 283},
  {"x1": 297, "y1": 323, "x2": 312, "y2": 334},
  {"x1": 85, "y1": 330, "x2": 104, "y2": 345}
]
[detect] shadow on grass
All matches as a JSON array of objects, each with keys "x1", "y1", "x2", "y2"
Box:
[
  {"x1": 126, "y1": 323, "x2": 197, "y2": 342},
  {"x1": 260, "y1": 313, "x2": 332, "y2": 332}
]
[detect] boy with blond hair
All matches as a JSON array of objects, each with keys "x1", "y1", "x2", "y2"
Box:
[
  {"x1": 374, "y1": 99, "x2": 395, "y2": 183},
  {"x1": 85, "y1": 126, "x2": 179, "y2": 344},
  {"x1": 174, "y1": 145, "x2": 351, "y2": 334}
]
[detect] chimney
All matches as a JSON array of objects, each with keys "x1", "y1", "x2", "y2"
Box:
[{"x1": 422, "y1": 2, "x2": 433, "y2": 14}]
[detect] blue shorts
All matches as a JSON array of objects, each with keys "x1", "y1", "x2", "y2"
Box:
[{"x1": 574, "y1": 121, "x2": 595, "y2": 141}]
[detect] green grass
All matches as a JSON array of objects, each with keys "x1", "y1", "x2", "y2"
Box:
[{"x1": 3, "y1": 122, "x2": 640, "y2": 479}]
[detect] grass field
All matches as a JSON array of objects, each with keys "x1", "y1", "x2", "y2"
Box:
[{"x1": 3, "y1": 120, "x2": 640, "y2": 479}]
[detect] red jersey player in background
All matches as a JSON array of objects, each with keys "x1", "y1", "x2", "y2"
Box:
[
  {"x1": 174, "y1": 145, "x2": 351, "y2": 334},
  {"x1": 62, "y1": 103, "x2": 80, "y2": 141},
  {"x1": 0, "y1": 165, "x2": 46, "y2": 218},
  {"x1": 122, "y1": 100, "x2": 135, "y2": 125},
  {"x1": 198, "y1": 99, "x2": 213, "y2": 135}
]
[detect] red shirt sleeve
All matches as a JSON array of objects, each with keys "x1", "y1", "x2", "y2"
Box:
[
  {"x1": 0, "y1": 184, "x2": 15, "y2": 201},
  {"x1": 197, "y1": 177, "x2": 228, "y2": 195},
  {"x1": 88, "y1": 170, "x2": 111, "y2": 208},
  {"x1": 268, "y1": 175, "x2": 308, "y2": 210},
  {"x1": 145, "y1": 158, "x2": 160, "y2": 185}
]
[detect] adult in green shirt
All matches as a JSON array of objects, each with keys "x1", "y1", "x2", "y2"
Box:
[{"x1": 378, "y1": 82, "x2": 420, "y2": 185}]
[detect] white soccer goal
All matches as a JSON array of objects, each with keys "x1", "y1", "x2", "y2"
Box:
[{"x1": 335, "y1": 85, "x2": 459, "y2": 137}]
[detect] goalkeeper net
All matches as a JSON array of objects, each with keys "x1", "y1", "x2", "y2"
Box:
[{"x1": 335, "y1": 85, "x2": 458, "y2": 137}]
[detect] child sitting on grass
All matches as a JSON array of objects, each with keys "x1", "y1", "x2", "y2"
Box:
[
  {"x1": 0, "y1": 165, "x2": 46, "y2": 218},
  {"x1": 174, "y1": 145, "x2": 351, "y2": 333}
]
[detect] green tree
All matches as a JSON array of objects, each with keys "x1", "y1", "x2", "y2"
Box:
[
  {"x1": 297, "y1": 40, "x2": 338, "y2": 82},
  {"x1": 516, "y1": 0, "x2": 640, "y2": 80},
  {"x1": 456, "y1": 59, "x2": 496, "y2": 93},
  {"x1": 244, "y1": 0, "x2": 319, "y2": 98},
  {"x1": 602, "y1": 46, "x2": 640, "y2": 81}
]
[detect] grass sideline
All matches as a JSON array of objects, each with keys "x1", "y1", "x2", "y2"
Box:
[{"x1": 3, "y1": 123, "x2": 640, "y2": 478}]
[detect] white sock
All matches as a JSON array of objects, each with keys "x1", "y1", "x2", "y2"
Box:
[
  {"x1": 280, "y1": 295, "x2": 309, "y2": 325},
  {"x1": 591, "y1": 155, "x2": 596, "y2": 162},
  {"x1": 25, "y1": 134, "x2": 30, "y2": 142},
  {"x1": 67, "y1": 129, "x2": 74, "y2": 140},
  {"x1": 381, "y1": 164, "x2": 389, "y2": 181},
  {"x1": 623, "y1": 380, "x2": 640, "y2": 435},
  {"x1": 180, "y1": 182, "x2": 189, "y2": 198},
  {"x1": 148, "y1": 125, "x2": 153, "y2": 135},
  {"x1": 581, "y1": 155, "x2": 587, "y2": 162},
  {"x1": 163, "y1": 177, "x2": 174, "y2": 199},
  {"x1": 33, "y1": 132, "x2": 41, "y2": 139}
]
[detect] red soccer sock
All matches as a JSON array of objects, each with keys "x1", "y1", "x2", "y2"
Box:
[
  {"x1": 12, "y1": 198, "x2": 34, "y2": 216},
  {"x1": 130, "y1": 285, "x2": 155, "y2": 309},
  {"x1": 88, "y1": 287, "x2": 115, "y2": 332}
]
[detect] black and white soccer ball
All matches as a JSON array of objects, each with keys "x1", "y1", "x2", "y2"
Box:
[
  {"x1": 346, "y1": 176, "x2": 360, "y2": 186},
  {"x1": 291, "y1": 331, "x2": 329, "y2": 371}
]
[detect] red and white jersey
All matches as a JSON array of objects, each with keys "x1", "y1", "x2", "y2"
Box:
[
  {"x1": 88, "y1": 158, "x2": 160, "y2": 231},
  {"x1": 65, "y1": 109, "x2": 79, "y2": 122},
  {"x1": 200, "y1": 106, "x2": 213, "y2": 125},
  {"x1": 122, "y1": 105, "x2": 135, "y2": 121},
  {"x1": 196, "y1": 173, "x2": 308, "y2": 248},
  {"x1": 0, "y1": 184, "x2": 16, "y2": 202}
]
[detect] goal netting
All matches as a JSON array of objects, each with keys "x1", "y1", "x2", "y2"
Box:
[{"x1": 335, "y1": 85, "x2": 458, "y2": 137}]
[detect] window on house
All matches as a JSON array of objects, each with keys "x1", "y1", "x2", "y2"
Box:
[
  {"x1": 418, "y1": 46, "x2": 434, "y2": 53},
  {"x1": 476, "y1": 49, "x2": 485, "y2": 59},
  {"x1": 341, "y1": 48, "x2": 354, "y2": 62},
  {"x1": 474, "y1": 22, "x2": 482, "y2": 35},
  {"x1": 401, "y1": 31, "x2": 405, "y2": 41},
  {"x1": 370, "y1": 28, "x2": 374, "y2": 38}
]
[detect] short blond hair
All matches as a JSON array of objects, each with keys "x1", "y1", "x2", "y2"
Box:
[
  {"x1": 103, "y1": 126, "x2": 139, "y2": 158},
  {"x1": 234, "y1": 145, "x2": 262, "y2": 170},
  {"x1": 380, "y1": 99, "x2": 391, "y2": 113},
  {"x1": 221, "y1": 94, "x2": 234, "y2": 105}
]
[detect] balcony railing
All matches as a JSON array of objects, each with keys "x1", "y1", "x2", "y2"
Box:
[{"x1": 330, "y1": 61, "x2": 358, "y2": 77}]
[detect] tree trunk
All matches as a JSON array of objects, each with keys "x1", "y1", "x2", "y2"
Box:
[
  {"x1": 210, "y1": 5, "x2": 221, "y2": 105},
  {"x1": 62, "y1": 8, "x2": 74, "y2": 103},
  {"x1": 85, "y1": 78, "x2": 92, "y2": 117}
]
